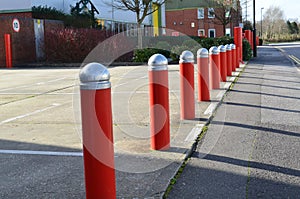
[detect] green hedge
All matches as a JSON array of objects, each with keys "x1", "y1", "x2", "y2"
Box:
[
  {"x1": 134, "y1": 36, "x2": 242, "y2": 63},
  {"x1": 242, "y1": 39, "x2": 252, "y2": 61}
]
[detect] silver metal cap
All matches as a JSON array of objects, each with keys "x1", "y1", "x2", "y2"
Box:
[
  {"x1": 225, "y1": 44, "x2": 232, "y2": 51},
  {"x1": 179, "y1": 50, "x2": 194, "y2": 63},
  {"x1": 218, "y1": 45, "x2": 226, "y2": 53},
  {"x1": 197, "y1": 48, "x2": 209, "y2": 58},
  {"x1": 79, "y1": 62, "x2": 111, "y2": 90},
  {"x1": 209, "y1": 46, "x2": 219, "y2": 55},
  {"x1": 148, "y1": 54, "x2": 168, "y2": 71},
  {"x1": 230, "y1": 43, "x2": 236, "y2": 49}
]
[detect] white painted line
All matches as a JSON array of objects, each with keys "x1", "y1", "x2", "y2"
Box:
[
  {"x1": 112, "y1": 90, "x2": 181, "y2": 94},
  {"x1": 185, "y1": 124, "x2": 204, "y2": 142},
  {"x1": 0, "y1": 77, "x2": 67, "y2": 92},
  {"x1": 0, "y1": 149, "x2": 83, "y2": 157},
  {"x1": 224, "y1": 82, "x2": 232, "y2": 89},
  {"x1": 0, "y1": 93, "x2": 76, "y2": 95},
  {"x1": 217, "y1": 90, "x2": 226, "y2": 99},
  {"x1": 229, "y1": 76, "x2": 235, "y2": 82},
  {"x1": 0, "y1": 103, "x2": 62, "y2": 125},
  {"x1": 112, "y1": 75, "x2": 148, "y2": 89},
  {"x1": 204, "y1": 102, "x2": 218, "y2": 115}
]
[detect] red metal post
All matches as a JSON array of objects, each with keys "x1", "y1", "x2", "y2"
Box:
[
  {"x1": 80, "y1": 63, "x2": 116, "y2": 199},
  {"x1": 209, "y1": 46, "x2": 220, "y2": 90},
  {"x1": 234, "y1": 27, "x2": 243, "y2": 63},
  {"x1": 218, "y1": 45, "x2": 227, "y2": 82},
  {"x1": 236, "y1": 46, "x2": 240, "y2": 68},
  {"x1": 225, "y1": 44, "x2": 232, "y2": 76},
  {"x1": 250, "y1": 31, "x2": 254, "y2": 49},
  {"x1": 230, "y1": 44, "x2": 237, "y2": 72},
  {"x1": 245, "y1": 30, "x2": 252, "y2": 49},
  {"x1": 148, "y1": 54, "x2": 170, "y2": 150},
  {"x1": 197, "y1": 48, "x2": 210, "y2": 101},
  {"x1": 4, "y1": 34, "x2": 12, "y2": 68},
  {"x1": 179, "y1": 50, "x2": 195, "y2": 120},
  {"x1": 256, "y1": 36, "x2": 260, "y2": 46}
]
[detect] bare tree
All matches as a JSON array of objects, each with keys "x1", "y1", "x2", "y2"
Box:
[
  {"x1": 206, "y1": 0, "x2": 241, "y2": 36},
  {"x1": 263, "y1": 6, "x2": 286, "y2": 39},
  {"x1": 109, "y1": 0, "x2": 166, "y2": 48}
]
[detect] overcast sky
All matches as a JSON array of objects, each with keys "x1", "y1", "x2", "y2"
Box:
[{"x1": 246, "y1": 0, "x2": 299, "y2": 21}]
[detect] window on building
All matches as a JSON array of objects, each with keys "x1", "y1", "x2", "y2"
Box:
[
  {"x1": 208, "y1": 8, "x2": 215, "y2": 18},
  {"x1": 208, "y1": 29, "x2": 215, "y2": 38},
  {"x1": 226, "y1": 28, "x2": 231, "y2": 36},
  {"x1": 197, "y1": 8, "x2": 204, "y2": 19},
  {"x1": 198, "y1": 29, "x2": 205, "y2": 37}
]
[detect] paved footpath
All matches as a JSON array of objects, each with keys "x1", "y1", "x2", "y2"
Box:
[{"x1": 168, "y1": 46, "x2": 300, "y2": 198}]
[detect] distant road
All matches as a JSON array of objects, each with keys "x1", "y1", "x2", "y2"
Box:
[{"x1": 271, "y1": 42, "x2": 300, "y2": 66}]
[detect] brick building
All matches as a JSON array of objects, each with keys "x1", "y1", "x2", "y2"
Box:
[{"x1": 165, "y1": 0, "x2": 242, "y2": 37}]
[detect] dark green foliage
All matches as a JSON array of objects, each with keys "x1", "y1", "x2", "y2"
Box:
[
  {"x1": 243, "y1": 20, "x2": 253, "y2": 31},
  {"x1": 287, "y1": 20, "x2": 294, "y2": 34},
  {"x1": 133, "y1": 48, "x2": 170, "y2": 62},
  {"x1": 292, "y1": 21, "x2": 299, "y2": 34},
  {"x1": 215, "y1": 36, "x2": 234, "y2": 46},
  {"x1": 133, "y1": 36, "x2": 239, "y2": 63},
  {"x1": 32, "y1": 6, "x2": 66, "y2": 20},
  {"x1": 287, "y1": 20, "x2": 299, "y2": 34},
  {"x1": 31, "y1": 6, "x2": 93, "y2": 28},
  {"x1": 242, "y1": 39, "x2": 252, "y2": 61},
  {"x1": 259, "y1": 38, "x2": 263, "y2": 46}
]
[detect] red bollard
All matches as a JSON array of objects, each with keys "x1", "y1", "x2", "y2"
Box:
[
  {"x1": 225, "y1": 44, "x2": 232, "y2": 76},
  {"x1": 148, "y1": 54, "x2": 170, "y2": 150},
  {"x1": 197, "y1": 48, "x2": 210, "y2": 101},
  {"x1": 234, "y1": 27, "x2": 243, "y2": 63},
  {"x1": 256, "y1": 36, "x2": 260, "y2": 46},
  {"x1": 230, "y1": 44, "x2": 237, "y2": 72},
  {"x1": 80, "y1": 63, "x2": 116, "y2": 199},
  {"x1": 250, "y1": 30, "x2": 254, "y2": 49},
  {"x1": 245, "y1": 30, "x2": 252, "y2": 49},
  {"x1": 218, "y1": 45, "x2": 227, "y2": 82},
  {"x1": 236, "y1": 46, "x2": 241, "y2": 68},
  {"x1": 179, "y1": 50, "x2": 195, "y2": 120},
  {"x1": 209, "y1": 46, "x2": 220, "y2": 90},
  {"x1": 4, "y1": 34, "x2": 12, "y2": 68}
]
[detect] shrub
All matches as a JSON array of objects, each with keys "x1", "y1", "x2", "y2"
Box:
[
  {"x1": 133, "y1": 48, "x2": 170, "y2": 62},
  {"x1": 170, "y1": 45, "x2": 199, "y2": 62},
  {"x1": 154, "y1": 41, "x2": 171, "y2": 51},
  {"x1": 215, "y1": 36, "x2": 234, "y2": 46},
  {"x1": 242, "y1": 39, "x2": 252, "y2": 61},
  {"x1": 44, "y1": 28, "x2": 110, "y2": 62},
  {"x1": 133, "y1": 36, "x2": 252, "y2": 62},
  {"x1": 199, "y1": 37, "x2": 218, "y2": 49},
  {"x1": 32, "y1": 6, "x2": 93, "y2": 28}
]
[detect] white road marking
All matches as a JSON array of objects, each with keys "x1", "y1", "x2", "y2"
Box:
[
  {"x1": 0, "y1": 92, "x2": 76, "y2": 95},
  {"x1": 0, "y1": 149, "x2": 83, "y2": 157},
  {"x1": 217, "y1": 90, "x2": 226, "y2": 99},
  {"x1": 223, "y1": 82, "x2": 232, "y2": 89},
  {"x1": 0, "y1": 77, "x2": 67, "y2": 92},
  {"x1": 185, "y1": 124, "x2": 204, "y2": 142},
  {"x1": 112, "y1": 75, "x2": 148, "y2": 89},
  {"x1": 0, "y1": 103, "x2": 62, "y2": 125},
  {"x1": 204, "y1": 103, "x2": 218, "y2": 115}
]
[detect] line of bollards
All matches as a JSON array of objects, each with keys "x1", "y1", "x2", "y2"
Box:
[{"x1": 79, "y1": 43, "x2": 242, "y2": 198}]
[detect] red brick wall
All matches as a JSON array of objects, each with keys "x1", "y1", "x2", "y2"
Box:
[
  {"x1": 0, "y1": 12, "x2": 32, "y2": 18},
  {"x1": 0, "y1": 14, "x2": 36, "y2": 67},
  {"x1": 166, "y1": 8, "x2": 236, "y2": 37},
  {"x1": 166, "y1": 9, "x2": 198, "y2": 36}
]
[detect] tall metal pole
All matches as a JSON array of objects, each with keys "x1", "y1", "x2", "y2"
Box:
[
  {"x1": 253, "y1": 0, "x2": 257, "y2": 57},
  {"x1": 261, "y1": 7, "x2": 264, "y2": 37}
]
